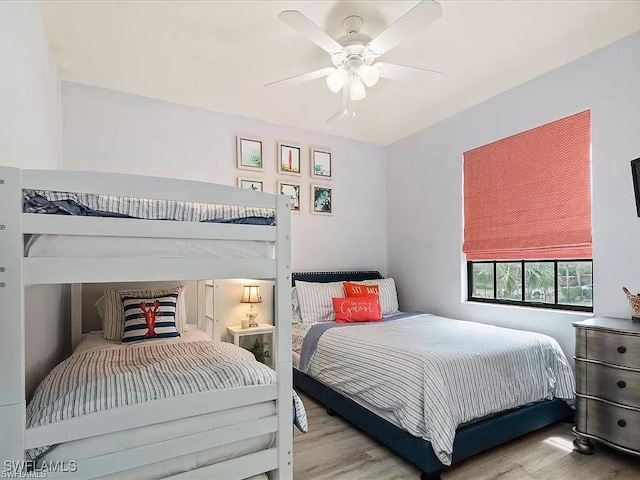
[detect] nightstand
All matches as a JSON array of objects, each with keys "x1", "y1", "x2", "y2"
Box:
[
  {"x1": 573, "y1": 316, "x2": 640, "y2": 457},
  {"x1": 227, "y1": 323, "x2": 275, "y2": 366}
]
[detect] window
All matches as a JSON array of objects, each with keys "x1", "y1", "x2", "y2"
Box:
[
  {"x1": 468, "y1": 260, "x2": 593, "y2": 311},
  {"x1": 463, "y1": 110, "x2": 592, "y2": 312}
]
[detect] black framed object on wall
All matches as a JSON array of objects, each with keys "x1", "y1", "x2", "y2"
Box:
[{"x1": 631, "y1": 157, "x2": 640, "y2": 217}]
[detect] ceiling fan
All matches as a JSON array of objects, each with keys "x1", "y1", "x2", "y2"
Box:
[{"x1": 266, "y1": 0, "x2": 444, "y2": 122}]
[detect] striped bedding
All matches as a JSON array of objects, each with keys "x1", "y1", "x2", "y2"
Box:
[
  {"x1": 27, "y1": 340, "x2": 307, "y2": 460},
  {"x1": 292, "y1": 322, "x2": 310, "y2": 353},
  {"x1": 22, "y1": 189, "x2": 275, "y2": 224},
  {"x1": 298, "y1": 313, "x2": 575, "y2": 465}
]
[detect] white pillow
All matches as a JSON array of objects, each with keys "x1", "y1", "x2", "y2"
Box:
[
  {"x1": 295, "y1": 280, "x2": 345, "y2": 323},
  {"x1": 291, "y1": 287, "x2": 302, "y2": 323},
  {"x1": 102, "y1": 285, "x2": 188, "y2": 341},
  {"x1": 95, "y1": 296, "x2": 106, "y2": 325},
  {"x1": 362, "y1": 278, "x2": 399, "y2": 315}
]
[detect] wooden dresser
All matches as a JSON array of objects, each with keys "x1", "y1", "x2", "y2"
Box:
[{"x1": 573, "y1": 317, "x2": 640, "y2": 456}]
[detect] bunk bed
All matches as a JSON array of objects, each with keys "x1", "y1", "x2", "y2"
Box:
[
  {"x1": 291, "y1": 271, "x2": 575, "y2": 480},
  {"x1": 0, "y1": 167, "x2": 296, "y2": 479}
]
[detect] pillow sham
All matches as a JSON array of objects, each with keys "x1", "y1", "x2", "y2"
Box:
[
  {"x1": 295, "y1": 280, "x2": 345, "y2": 323},
  {"x1": 103, "y1": 285, "x2": 187, "y2": 341},
  {"x1": 361, "y1": 278, "x2": 399, "y2": 315},
  {"x1": 121, "y1": 294, "x2": 180, "y2": 343},
  {"x1": 333, "y1": 297, "x2": 382, "y2": 323}
]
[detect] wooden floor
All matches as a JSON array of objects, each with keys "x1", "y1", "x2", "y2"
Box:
[{"x1": 294, "y1": 393, "x2": 640, "y2": 480}]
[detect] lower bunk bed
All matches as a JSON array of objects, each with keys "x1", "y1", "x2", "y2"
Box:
[
  {"x1": 290, "y1": 271, "x2": 575, "y2": 479},
  {"x1": 26, "y1": 329, "x2": 307, "y2": 480}
]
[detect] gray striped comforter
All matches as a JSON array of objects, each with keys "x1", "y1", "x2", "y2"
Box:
[
  {"x1": 300, "y1": 313, "x2": 575, "y2": 465},
  {"x1": 27, "y1": 341, "x2": 307, "y2": 460},
  {"x1": 23, "y1": 189, "x2": 275, "y2": 223}
]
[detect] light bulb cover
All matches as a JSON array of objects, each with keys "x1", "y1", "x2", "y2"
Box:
[
  {"x1": 326, "y1": 69, "x2": 348, "y2": 93},
  {"x1": 350, "y1": 75, "x2": 366, "y2": 101},
  {"x1": 358, "y1": 64, "x2": 380, "y2": 87}
]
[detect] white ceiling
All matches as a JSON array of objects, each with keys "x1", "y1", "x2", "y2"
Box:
[{"x1": 41, "y1": 1, "x2": 640, "y2": 145}]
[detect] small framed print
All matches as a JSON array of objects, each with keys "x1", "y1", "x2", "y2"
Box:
[
  {"x1": 236, "y1": 136, "x2": 263, "y2": 171},
  {"x1": 278, "y1": 142, "x2": 301, "y2": 176},
  {"x1": 237, "y1": 177, "x2": 264, "y2": 192},
  {"x1": 278, "y1": 181, "x2": 301, "y2": 212},
  {"x1": 311, "y1": 148, "x2": 332, "y2": 179},
  {"x1": 311, "y1": 185, "x2": 332, "y2": 215}
]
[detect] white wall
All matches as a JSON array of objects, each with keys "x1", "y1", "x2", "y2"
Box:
[
  {"x1": 388, "y1": 32, "x2": 640, "y2": 362},
  {"x1": 61, "y1": 82, "x2": 388, "y2": 275},
  {"x1": 0, "y1": 2, "x2": 65, "y2": 399},
  {"x1": 24, "y1": 286, "x2": 66, "y2": 399},
  {"x1": 0, "y1": 2, "x2": 61, "y2": 169}
]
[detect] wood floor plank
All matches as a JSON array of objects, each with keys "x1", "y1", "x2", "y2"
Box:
[{"x1": 293, "y1": 393, "x2": 640, "y2": 480}]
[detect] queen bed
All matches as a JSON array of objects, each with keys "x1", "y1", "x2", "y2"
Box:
[{"x1": 291, "y1": 271, "x2": 575, "y2": 479}]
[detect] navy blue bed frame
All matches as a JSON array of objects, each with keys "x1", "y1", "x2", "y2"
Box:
[{"x1": 291, "y1": 271, "x2": 573, "y2": 479}]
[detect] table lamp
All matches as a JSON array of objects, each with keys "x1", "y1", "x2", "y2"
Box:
[{"x1": 240, "y1": 285, "x2": 262, "y2": 328}]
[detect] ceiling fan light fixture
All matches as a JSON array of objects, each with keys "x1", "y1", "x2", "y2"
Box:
[
  {"x1": 326, "y1": 68, "x2": 348, "y2": 93},
  {"x1": 358, "y1": 64, "x2": 380, "y2": 87},
  {"x1": 350, "y1": 75, "x2": 366, "y2": 101}
]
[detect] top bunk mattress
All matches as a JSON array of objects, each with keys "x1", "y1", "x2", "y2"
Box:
[
  {"x1": 25, "y1": 235, "x2": 273, "y2": 258},
  {"x1": 22, "y1": 189, "x2": 275, "y2": 225}
]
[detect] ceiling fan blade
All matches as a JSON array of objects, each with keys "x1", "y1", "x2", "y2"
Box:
[
  {"x1": 279, "y1": 10, "x2": 343, "y2": 54},
  {"x1": 376, "y1": 62, "x2": 443, "y2": 81},
  {"x1": 366, "y1": 1, "x2": 443, "y2": 56},
  {"x1": 265, "y1": 67, "x2": 335, "y2": 87}
]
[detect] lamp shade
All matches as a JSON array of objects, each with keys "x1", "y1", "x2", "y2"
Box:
[
  {"x1": 240, "y1": 285, "x2": 262, "y2": 304},
  {"x1": 358, "y1": 64, "x2": 380, "y2": 87},
  {"x1": 350, "y1": 75, "x2": 366, "y2": 101},
  {"x1": 326, "y1": 68, "x2": 348, "y2": 93}
]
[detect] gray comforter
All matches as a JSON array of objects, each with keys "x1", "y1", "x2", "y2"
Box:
[{"x1": 299, "y1": 313, "x2": 575, "y2": 465}]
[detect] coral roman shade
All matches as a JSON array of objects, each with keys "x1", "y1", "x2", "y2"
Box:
[{"x1": 463, "y1": 110, "x2": 591, "y2": 261}]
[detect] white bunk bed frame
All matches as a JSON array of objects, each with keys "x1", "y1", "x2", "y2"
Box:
[{"x1": 0, "y1": 167, "x2": 293, "y2": 479}]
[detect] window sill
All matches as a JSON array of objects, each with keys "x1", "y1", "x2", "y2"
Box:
[{"x1": 462, "y1": 300, "x2": 593, "y2": 317}]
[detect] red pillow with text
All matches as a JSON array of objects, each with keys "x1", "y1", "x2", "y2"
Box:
[
  {"x1": 332, "y1": 297, "x2": 382, "y2": 323},
  {"x1": 343, "y1": 282, "x2": 379, "y2": 299}
]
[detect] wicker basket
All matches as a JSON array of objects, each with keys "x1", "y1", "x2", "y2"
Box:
[{"x1": 623, "y1": 287, "x2": 640, "y2": 316}]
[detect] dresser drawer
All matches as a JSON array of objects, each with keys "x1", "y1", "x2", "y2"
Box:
[
  {"x1": 584, "y1": 398, "x2": 640, "y2": 451},
  {"x1": 586, "y1": 330, "x2": 640, "y2": 368},
  {"x1": 578, "y1": 361, "x2": 640, "y2": 408}
]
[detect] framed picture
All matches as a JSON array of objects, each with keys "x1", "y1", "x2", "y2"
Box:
[
  {"x1": 278, "y1": 142, "x2": 301, "y2": 175},
  {"x1": 236, "y1": 136, "x2": 263, "y2": 171},
  {"x1": 311, "y1": 148, "x2": 332, "y2": 179},
  {"x1": 311, "y1": 185, "x2": 332, "y2": 215},
  {"x1": 278, "y1": 181, "x2": 301, "y2": 212},
  {"x1": 237, "y1": 177, "x2": 264, "y2": 192}
]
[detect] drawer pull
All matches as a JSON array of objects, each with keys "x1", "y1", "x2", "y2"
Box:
[
  {"x1": 617, "y1": 419, "x2": 627, "y2": 428},
  {"x1": 617, "y1": 346, "x2": 627, "y2": 354},
  {"x1": 617, "y1": 380, "x2": 627, "y2": 389}
]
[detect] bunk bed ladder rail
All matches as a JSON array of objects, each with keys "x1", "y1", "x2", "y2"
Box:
[
  {"x1": 273, "y1": 193, "x2": 293, "y2": 480},
  {"x1": 0, "y1": 167, "x2": 26, "y2": 464}
]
